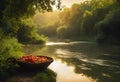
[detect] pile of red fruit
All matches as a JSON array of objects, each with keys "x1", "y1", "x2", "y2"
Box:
[{"x1": 19, "y1": 55, "x2": 49, "y2": 64}]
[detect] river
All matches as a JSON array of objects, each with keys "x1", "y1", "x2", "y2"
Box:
[{"x1": 21, "y1": 41, "x2": 120, "y2": 82}]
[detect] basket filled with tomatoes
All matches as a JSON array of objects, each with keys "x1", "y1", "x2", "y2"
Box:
[{"x1": 7, "y1": 55, "x2": 53, "y2": 70}]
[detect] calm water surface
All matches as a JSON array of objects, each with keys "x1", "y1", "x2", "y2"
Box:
[{"x1": 23, "y1": 41, "x2": 120, "y2": 82}]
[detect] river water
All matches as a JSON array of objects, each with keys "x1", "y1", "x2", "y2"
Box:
[{"x1": 22, "y1": 41, "x2": 120, "y2": 82}]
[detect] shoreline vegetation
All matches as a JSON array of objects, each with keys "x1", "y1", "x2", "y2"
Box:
[{"x1": 0, "y1": 0, "x2": 120, "y2": 81}]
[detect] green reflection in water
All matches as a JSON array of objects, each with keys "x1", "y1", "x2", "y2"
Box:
[
  {"x1": 49, "y1": 60, "x2": 96, "y2": 82},
  {"x1": 22, "y1": 41, "x2": 120, "y2": 82}
]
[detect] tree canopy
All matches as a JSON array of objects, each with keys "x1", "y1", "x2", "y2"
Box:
[
  {"x1": 0, "y1": 0, "x2": 60, "y2": 65},
  {"x1": 34, "y1": 0, "x2": 120, "y2": 45},
  {"x1": 0, "y1": 0, "x2": 60, "y2": 37}
]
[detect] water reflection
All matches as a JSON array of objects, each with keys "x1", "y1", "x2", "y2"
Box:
[
  {"x1": 49, "y1": 60, "x2": 96, "y2": 82},
  {"x1": 59, "y1": 57, "x2": 120, "y2": 82},
  {"x1": 46, "y1": 41, "x2": 93, "y2": 46},
  {"x1": 23, "y1": 41, "x2": 120, "y2": 82},
  {"x1": 46, "y1": 42, "x2": 70, "y2": 46}
]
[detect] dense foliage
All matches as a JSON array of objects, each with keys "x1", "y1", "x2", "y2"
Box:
[
  {"x1": 57, "y1": 0, "x2": 119, "y2": 42},
  {"x1": 35, "y1": 0, "x2": 120, "y2": 45},
  {"x1": 0, "y1": 0, "x2": 58, "y2": 38},
  {"x1": 0, "y1": 0, "x2": 60, "y2": 70}
]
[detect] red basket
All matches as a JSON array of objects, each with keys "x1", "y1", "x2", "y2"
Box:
[
  {"x1": 17, "y1": 56, "x2": 53, "y2": 69},
  {"x1": 7, "y1": 56, "x2": 53, "y2": 70}
]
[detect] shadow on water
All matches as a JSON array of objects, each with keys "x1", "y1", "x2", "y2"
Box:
[
  {"x1": 59, "y1": 57, "x2": 120, "y2": 82},
  {"x1": 22, "y1": 41, "x2": 120, "y2": 82},
  {"x1": 22, "y1": 44, "x2": 46, "y2": 55},
  {"x1": 0, "y1": 66, "x2": 56, "y2": 82},
  {"x1": 54, "y1": 42, "x2": 120, "y2": 82}
]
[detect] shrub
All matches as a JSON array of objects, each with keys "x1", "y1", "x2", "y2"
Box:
[{"x1": 0, "y1": 37, "x2": 24, "y2": 59}]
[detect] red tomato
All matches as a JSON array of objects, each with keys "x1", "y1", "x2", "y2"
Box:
[{"x1": 19, "y1": 55, "x2": 49, "y2": 64}]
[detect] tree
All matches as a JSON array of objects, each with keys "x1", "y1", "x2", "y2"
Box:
[
  {"x1": 0, "y1": 0, "x2": 60, "y2": 64},
  {"x1": 0, "y1": 0, "x2": 61, "y2": 36},
  {"x1": 96, "y1": 8, "x2": 120, "y2": 44}
]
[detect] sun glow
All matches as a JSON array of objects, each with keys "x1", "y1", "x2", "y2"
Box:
[
  {"x1": 61, "y1": 0, "x2": 87, "y2": 8},
  {"x1": 52, "y1": 0, "x2": 87, "y2": 11}
]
